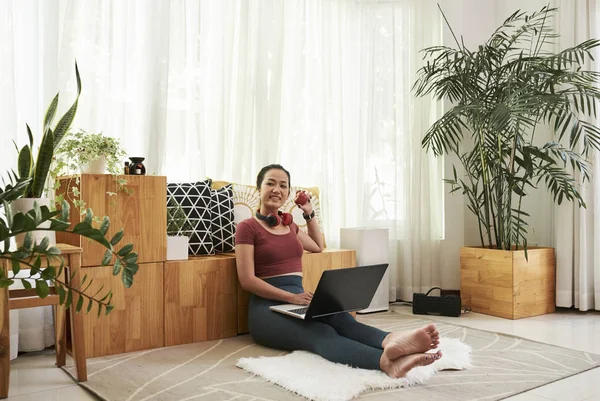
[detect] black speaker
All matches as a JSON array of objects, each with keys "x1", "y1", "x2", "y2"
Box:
[{"x1": 412, "y1": 287, "x2": 461, "y2": 317}]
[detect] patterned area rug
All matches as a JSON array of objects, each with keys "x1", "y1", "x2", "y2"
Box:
[{"x1": 62, "y1": 311, "x2": 600, "y2": 401}]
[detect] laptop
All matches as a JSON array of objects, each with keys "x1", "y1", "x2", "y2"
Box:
[{"x1": 269, "y1": 263, "x2": 388, "y2": 320}]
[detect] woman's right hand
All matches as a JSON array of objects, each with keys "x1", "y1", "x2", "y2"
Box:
[{"x1": 288, "y1": 291, "x2": 313, "y2": 305}]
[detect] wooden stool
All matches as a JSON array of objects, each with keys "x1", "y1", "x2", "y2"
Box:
[{"x1": 0, "y1": 244, "x2": 87, "y2": 399}]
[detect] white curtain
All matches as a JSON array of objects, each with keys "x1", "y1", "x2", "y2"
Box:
[
  {"x1": 553, "y1": 0, "x2": 600, "y2": 311},
  {"x1": 1, "y1": 0, "x2": 59, "y2": 359},
  {"x1": 1, "y1": 0, "x2": 443, "y2": 324}
]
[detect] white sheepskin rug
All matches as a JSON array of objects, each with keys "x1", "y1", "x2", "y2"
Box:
[{"x1": 236, "y1": 337, "x2": 472, "y2": 401}]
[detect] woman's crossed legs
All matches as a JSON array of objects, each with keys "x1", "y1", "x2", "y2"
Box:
[{"x1": 249, "y1": 291, "x2": 442, "y2": 378}]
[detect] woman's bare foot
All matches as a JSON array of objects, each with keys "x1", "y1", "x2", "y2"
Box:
[
  {"x1": 382, "y1": 323, "x2": 440, "y2": 360},
  {"x1": 380, "y1": 350, "x2": 442, "y2": 379}
]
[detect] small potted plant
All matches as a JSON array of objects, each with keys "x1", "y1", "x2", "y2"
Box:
[
  {"x1": 53, "y1": 129, "x2": 126, "y2": 175},
  {"x1": 166, "y1": 197, "x2": 193, "y2": 260}
]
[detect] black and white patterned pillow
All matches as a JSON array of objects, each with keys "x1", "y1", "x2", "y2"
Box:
[
  {"x1": 211, "y1": 184, "x2": 235, "y2": 253},
  {"x1": 166, "y1": 180, "x2": 214, "y2": 255}
]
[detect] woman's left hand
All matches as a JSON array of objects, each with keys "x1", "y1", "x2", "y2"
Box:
[{"x1": 296, "y1": 190, "x2": 313, "y2": 214}]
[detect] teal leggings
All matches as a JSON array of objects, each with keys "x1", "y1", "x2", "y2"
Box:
[{"x1": 248, "y1": 275, "x2": 388, "y2": 370}]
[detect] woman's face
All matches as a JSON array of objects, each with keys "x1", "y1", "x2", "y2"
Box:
[{"x1": 259, "y1": 168, "x2": 290, "y2": 210}]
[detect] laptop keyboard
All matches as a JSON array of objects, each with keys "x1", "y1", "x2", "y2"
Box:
[{"x1": 289, "y1": 307, "x2": 308, "y2": 315}]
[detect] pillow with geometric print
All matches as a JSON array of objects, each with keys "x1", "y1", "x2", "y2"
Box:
[
  {"x1": 211, "y1": 183, "x2": 235, "y2": 253},
  {"x1": 166, "y1": 180, "x2": 215, "y2": 255}
]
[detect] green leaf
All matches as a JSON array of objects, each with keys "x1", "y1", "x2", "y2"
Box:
[
  {"x1": 117, "y1": 243, "x2": 133, "y2": 257},
  {"x1": 46, "y1": 246, "x2": 62, "y2": 256},
  {"x1": 53, "y1": 83, "x2": 80, "y2": 149},
  {"x1": 41, "y1": 266, "x2": 56, "y2": 280},
  {"x1": 60, "y1": 200, "x2": 70, "y2": 222},
  {"x1": 35, "y1": 280, "x2": 50, "y2": 298},
  {"x1": 44, "y1": 93, "x2": 60, "y2": 130},
  {"x1": 30, "y1": 128, "x2": 54, "y2": 198},
  {"x1": 105, "y1": 304, "x2": 115, "y2": 315},
  {"x1": 58, "y1": 285, "x2": 66, "y2": 305},
  {"x1": 101, "y1": 249, "x2": 113, "y2": 266},
  {"x1": 112, "y1": 259, "x2": 122, "y2": 275},
  {"x1": 18, "y1": 145, "x2": 32, "y2": 179},
  {"x1": 71, "y1": 222, "x2": 111, "y2": 248},
  {"x1": 122, "y1": 268, "x2": 134, "y2": 288},
  {"x1": 110, "y1": 229, "x2": 124, "y2": 246},
  {"x1": 49, "y1": 220, "x2": 70, "y2": 231},
  {"x1": 84, "y1": 208, "x2": 93, "y2": 225},
  {"x1": 65, "y1": 290, "x2": 73, "y2": 310},
  {"x1": 76, "y1": 294, "x2": 84, "y2": 312},
  {"x1": 97, "y1": 303, "x2": 103, "y2": 318},
  {"x1": 99, "y1": 216, "x2": 110, "y2": 235},
  {"x1": 21, "y1": 279, "x2": 32, "y2": 290},
  {"x1": 3, "y1": 201, "x2": 13, "y2": 229},
  {"x1": 26, "y1": 123, "x2": 34, "y2": 149},
  {"x1": 87, "y1": 299, "x2": 94, "y2": 313},
  {"x1": 11, "y1": 259, "x2": 21, "y2": 275},
  {"x1": 23, "y1": 232, "x2": 33, "y2": 251},
  {"x1": 0, "y1": 278, "x2": 14, "y2": 287},
  {"x1": 125, "y1": 263, "x2": 139, "y2": 275},
  {"x1": 0, "y1": 222, "x2": 9, "y2": 243},
  {"x1": 122, "y1": 252, "x2": 138, "y2": 264},
  {"x1": 31, "y1": 255, "x2": 42, "y2": 276},
  {"x1": 35, "y1": 236, "x2": 50, "y2": 252}
]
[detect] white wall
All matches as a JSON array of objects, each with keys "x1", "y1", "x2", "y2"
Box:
[{"x1": 438, "y1": 0, "x2": 555, "y2": 290}]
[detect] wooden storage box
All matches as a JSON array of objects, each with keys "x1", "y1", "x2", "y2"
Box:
[
  {"x1": 460, "y1": 246, "x2": 556, "y2": 319},
  {"x1": 237, "y1": 249, "x2": 357, "y2": 334},
  {"x1": 79, "y1": 262, "x2": 164, "y2": 357},
  {"x1": 164, "y1": 255, "x2": 238, "y2": 346},
  {"x1": 56, "y1": 174, "x2": 167, "y2": 267}
]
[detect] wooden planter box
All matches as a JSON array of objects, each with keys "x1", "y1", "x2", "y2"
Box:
[{"x1": 460, "y1": 246, "x2": 556, "y2": 319}]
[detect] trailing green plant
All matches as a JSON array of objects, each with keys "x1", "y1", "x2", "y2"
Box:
[
  {"x1": 52, "y1": 129, "x2": 126, "y2": 175},
  {"x1": 50, "y1": 129, "x2": 130, "y2": 215},
  {"x1": 16, "y1": 62, "x2": 81, "y2": 199},
  {"x1": 413, "y1": 6, "x2": 600, "y2": 252},
  {"x1": 166, "y1": 197, "x2": 193, "y2": 237},
  {"x1": 0, "y1": 175, "x2": 138, "y2": 315}
]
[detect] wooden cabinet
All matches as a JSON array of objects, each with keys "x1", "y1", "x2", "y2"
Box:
[
  {"x1": 80, "y1": 263, "x2": 164, "y2": 357},
  {"x1": 56, "y1": 174, "x2": 167, "y2": 267},
  {"x1": 56, "y1": 175, "x2": 167, "y2": 357},
  {"x1": 164, "y1": 256, "x2": 238, "y2": 346},
  {"x1": 301, "y1": 249, "x2": 357, "y2": 292}
]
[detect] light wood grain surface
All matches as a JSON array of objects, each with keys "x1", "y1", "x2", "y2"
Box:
[{"x1": 460, "y1": 247, "x2": 555, "y2": 319}]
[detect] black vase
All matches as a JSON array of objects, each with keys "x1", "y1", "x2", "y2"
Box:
[{"x1": 129, "y1": 157, "x2": 146, "y2": 175}]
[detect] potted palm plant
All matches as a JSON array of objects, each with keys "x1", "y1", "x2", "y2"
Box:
[
  {"x1": 413, "y1": 6, "x2": 600, "y2": 318},
  {"x1": 12, "y1": 62, "x2": 81, "y2": 247},
  {"x1": 166, "y1": 197, "x2": 193, "y2": 261}
]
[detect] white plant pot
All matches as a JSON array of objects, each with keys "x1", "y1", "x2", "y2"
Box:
[
  {"x1": 81, "y1": 156, "x2": 107, "y2": 174},
  {"x1": 10, "y1": 198, "x2": 56, "y2": 249},
  {"x1": 167, "y1": 236, "x2": 189, "y2": 261}
]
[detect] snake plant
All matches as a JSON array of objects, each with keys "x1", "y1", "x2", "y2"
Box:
[{"x1": 17, "y1": 61, "x2": 81, "y2": 198}]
